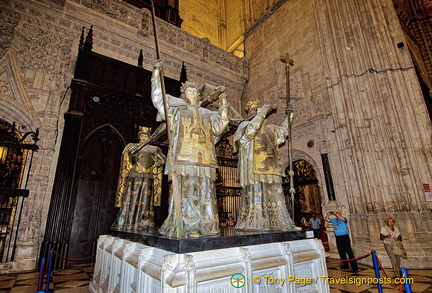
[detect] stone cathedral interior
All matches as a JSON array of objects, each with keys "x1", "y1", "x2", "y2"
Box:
[{"x1": 0, "y1": 0, "x2": 432, "y2": 287}]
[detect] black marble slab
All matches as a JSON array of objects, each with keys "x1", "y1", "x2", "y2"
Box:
[{"x1": 111, "y1": 226, "x2": 307, "y2": 254}]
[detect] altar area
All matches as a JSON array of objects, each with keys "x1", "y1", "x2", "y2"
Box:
[{"x1": 89, "y1": 228, "x2": 330, "y2": 293}]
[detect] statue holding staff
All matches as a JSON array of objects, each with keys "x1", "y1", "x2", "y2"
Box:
[
  {"x1": 151, "y1": 60, "x2": 230, "y2": 237},
  {"x1": 234, "y1": 101, "x2": 295, "y2": 231},
  {"x1": 112, "y1": 126, "x2": 166, "y2": 231}
]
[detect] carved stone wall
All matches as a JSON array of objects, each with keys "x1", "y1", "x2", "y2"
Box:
[
  {"x1": 242, "y1": 0, "x2": 432, "y2": 268},
  {"x1": 0, "y1": 0, "x2": 245, "y2": 272}
]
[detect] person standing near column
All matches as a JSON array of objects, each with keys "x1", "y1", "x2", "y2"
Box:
[
  {"x1": 380, "y1": 216, "x2": 403, "y2": 278},
  {"x1": 325, "y1": 210, "x2": 359, "y2": 272}
]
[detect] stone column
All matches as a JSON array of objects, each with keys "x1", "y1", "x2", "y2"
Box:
[{"x1": 314, "y1": 0, "x2": 432, "y2": 267}]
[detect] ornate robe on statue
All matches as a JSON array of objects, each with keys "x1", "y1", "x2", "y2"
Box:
[
  {"x1": 234, "y1": 109, "x2": 295, "y2": 231},
  {"x1": 112, "y1": 142, "x2": 165, "y2": 231},
  {"x1": 151, "y1": 68, "x2": 229, "y2": 237}
]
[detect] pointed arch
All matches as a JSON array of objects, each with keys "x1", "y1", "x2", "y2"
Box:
[
  {"x1": 283, "y1": 150, "x2": 324, "y2": 226},
  {"x1": 80, "y1": 123, "x2": 127, "y2": 153},
  {"x1": 0, "y1": 50, "x2": 39, "y2": 130}
]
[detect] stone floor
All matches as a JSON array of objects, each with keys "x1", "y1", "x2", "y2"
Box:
[
  {"x1": 0, "y1": 266, "x2": 93, "y2": 293},
  {"x1": 326, "y1": 261, "x2": 432, "y2": 292},
  {"x1": 0, "y1": 261, "x2": 431, "y2": 292}
]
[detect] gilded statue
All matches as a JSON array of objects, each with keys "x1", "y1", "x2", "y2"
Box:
[
  {"x1": 112, "y1": 126, "x2": 166, "y2": 231},
  {"x1": 234, "y1": 101, "x2": 295, "y2": 231},
  {"x1": 151, "y1": 60, "x2": 229, "y2": 237}
]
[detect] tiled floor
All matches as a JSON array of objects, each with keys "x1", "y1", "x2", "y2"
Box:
[
  {"x1": 326, "y1": 261, "x2": 432, "y2": 292},
  {"x1": 0, "y1": 262, "x2": 431, "y2": 292},
  {"x1": 0, "y1": 266, "x2": 93, "y2": 293}
]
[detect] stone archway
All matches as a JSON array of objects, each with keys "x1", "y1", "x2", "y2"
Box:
[{"x1": 283, "y1": 159, "x2": 322, "y2": 225}]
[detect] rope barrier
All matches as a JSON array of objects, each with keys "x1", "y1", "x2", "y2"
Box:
[
  {"x1": 52, "y1": 250, "x2": 96, "y2": 262},
  {"x1": 376, "y1": 253, "x2": 404, "y2": 289},
  {"x1": 376, "y1": 254, "x2": 390, "y2": 278},
  {"x1": 326, "y1": 252, "x2": 371, "y2": 262},
  {"x1": 37, "y1": 249, "x2": 96, "y2": 292},
  {"x1": 326, "y1": 250, "x2": 410, "y2": 292}
]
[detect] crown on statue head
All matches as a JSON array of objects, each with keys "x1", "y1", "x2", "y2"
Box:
[
  {"x1": 245, "y1": 100, "x2": 260, "y2": 112},
  {"x1": 138, "y1": 126, "x2": 152, "y2": 135},
  {"x1": 180, "y1": 80, "x2": 199, "y2": 93}
]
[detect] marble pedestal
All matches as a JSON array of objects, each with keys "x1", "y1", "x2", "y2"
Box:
[{"x1": 89, "y1": 227, "x2": 329, "y2": 293}]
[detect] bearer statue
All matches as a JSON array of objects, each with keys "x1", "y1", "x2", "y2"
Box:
[
  {"x1": 151, "y1": 60, "x2": 230, "y2": 237},
  {"x1": 112, "y1": 126, "x2": 166, "y2": 231},
  {"x1": 234, "y1": 101, "x2": 295, "y2": 231}
]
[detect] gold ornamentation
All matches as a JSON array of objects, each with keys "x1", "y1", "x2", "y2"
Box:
[
  {"x1": 180, "y1": 80, "x2": 199, "y2": 93},
  {"x1": 280, "y1": 53, "x2": 295, "y2": 67},
  {"x1": 245, "y1": 100, "x2": 260, "y2": 113},
  {"x1": 138, "y1": 126, "x2": 152, "y2": 135}
]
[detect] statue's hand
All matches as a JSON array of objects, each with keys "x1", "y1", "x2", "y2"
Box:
[
  {"x1": 154, "y1": 59, "x2": 163, "y2": 69},
  {"x1": 269, "y1": 104, "x2": 277, "y2": 112},
  {"x1": 153, "y1": 154, "x2": 165, "y2": 167},
  {"x1": 219, "y1": 92, "x2": 228, "y2": 106},
  {"x1": 219, "y1": 93, "x2": 229, "y2": 119},
  {"x1": 260, "y1": 104, "x2": 276, "y2": 114},
  {"x1": 216, "y1": 86, "x2": 226, "y2": 93}
]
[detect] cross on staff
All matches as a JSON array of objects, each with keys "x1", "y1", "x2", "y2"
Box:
[{"x1": 280, "y1": 53, "x2": 296, "y2": 220}]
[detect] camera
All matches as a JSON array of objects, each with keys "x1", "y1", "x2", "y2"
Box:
[{"x1": 330, "y1": 211, "x2": 334, "y2": 214}]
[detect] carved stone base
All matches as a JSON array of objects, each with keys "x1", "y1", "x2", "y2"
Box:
[{"x1": 90, "y1": 232, "x2": 330, "y2": 292}]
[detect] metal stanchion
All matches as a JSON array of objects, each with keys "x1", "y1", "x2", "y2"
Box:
[
  {"x1": 401, "y1": 268, "x2": 412, "y2": 293},
  {"x1": 37, "y1": 257, "x2": 46, "y2": 292},
  {"x1": 44, "y1": 249, "x2": 54, "y2": 292},
  {"x1": 371, "y1": 250, "x2": 383, "y2": 293}
]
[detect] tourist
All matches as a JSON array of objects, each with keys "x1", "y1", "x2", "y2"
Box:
[
  {"x1": 380, "y1": 216, "x2": 403, "y2": 278},
  {"x1": 325, "y1": 210, "x2": 358, "y2": 272},
  {"x1": 309, "y1": 212, "x2": 321, "y2": 238}
]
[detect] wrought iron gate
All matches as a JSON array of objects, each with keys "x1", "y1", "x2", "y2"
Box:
[{"x1": 0, "y1": 120, "x2": 38, "y2": 262}]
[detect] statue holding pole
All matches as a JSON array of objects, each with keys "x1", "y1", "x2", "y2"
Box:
[
  {"x1": 234, "y1": 54, "x2": 296, "y2": 231},
  {"x1": 149, "y1": 0, "x2": 182, "y2": 238},
  {"x1": 150, "y1": 2, "x2": 230, "y2": 237},
  {"x1": 150, "y1": 62, "x2": 230, "y2": 237}
]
